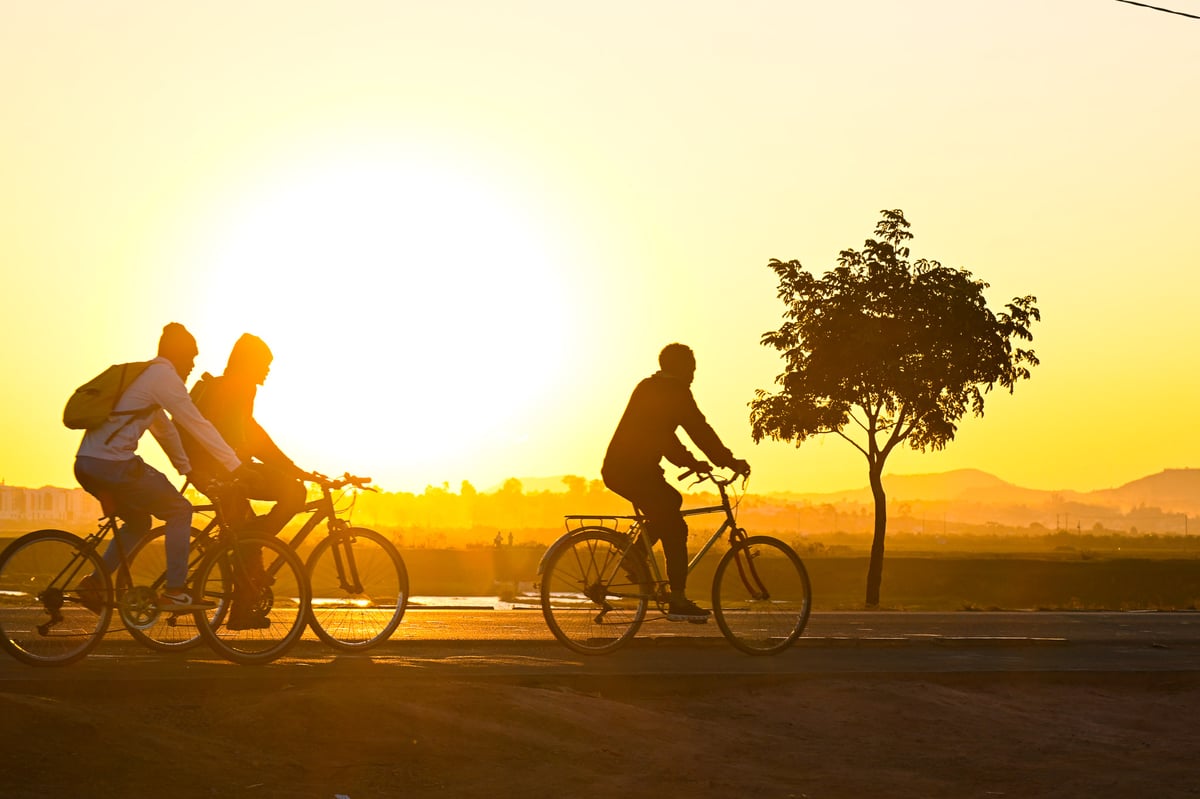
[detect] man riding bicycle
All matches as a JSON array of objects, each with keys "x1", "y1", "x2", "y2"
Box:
[
  {"x1": 73, "y1": 323, "x2": 245, "y2": 610},
  {"x1": 180, "y1": 333, "x2": 308, "y2": 537},
  {"x1": 179, "y1": 333, "x2": 309, "y2": 630},
  {"x1": 601, "y1": 343, "x2": 750, "y2": 621}
]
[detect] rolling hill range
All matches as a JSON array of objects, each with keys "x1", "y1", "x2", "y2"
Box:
[{"x1": 794, "y1": 468, "x2": 1200, "y2": 514}]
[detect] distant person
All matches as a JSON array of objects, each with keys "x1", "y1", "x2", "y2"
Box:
[
  {"x1": 181, "y1": 333, "x2": 309, "y2": 539},
  {"x1": 601, "y1": 343, "x2": 750, "y2": 621},
  {"x1": 74, "y1": 323, "x2": 244, "y2": 609}
]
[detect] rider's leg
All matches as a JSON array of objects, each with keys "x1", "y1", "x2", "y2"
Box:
[
  {"x1": 603, "y1": 470, "x2": 689, "y2": 592},
  {"x1": 99, "y1": 458, "x2": 193, "y2": 590},
  {"x1": 75, "y1": 456, "x2": 157, "y2": 575},
  {"x1": 235, "y1": 463, "x2": 305, "y2": 537}
]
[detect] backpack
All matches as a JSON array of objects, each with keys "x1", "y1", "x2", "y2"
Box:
[{"x1": 63, "y1": 361, "x2": 156, "y2": 432}]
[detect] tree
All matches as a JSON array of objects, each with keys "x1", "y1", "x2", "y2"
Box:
[{"x1": 750, "y1": 209, "x2": 1040, "y2": 607}]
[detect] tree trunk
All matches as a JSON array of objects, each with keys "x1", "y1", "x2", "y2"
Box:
[{"x1": 864, "y1": 464, "x2": 887, "y2": 607}]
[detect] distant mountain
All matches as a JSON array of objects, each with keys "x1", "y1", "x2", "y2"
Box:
[
  {"x1": 783, "y1": 467, "x2": 1200, "y2": 516},
  {"x1": 799, "y1": 469, "x2": 1046, "y2": 505},
  {"x1": 499, "y1": 467, "x2": 1200, "y2": 514},
  {"x1": 1091, "y1": 468, "x2": 1200, "y2": 514}
]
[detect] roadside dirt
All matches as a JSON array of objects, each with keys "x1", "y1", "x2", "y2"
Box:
[{"x1": 2, "y1": 670, "x2": 1197, "y2": 798}]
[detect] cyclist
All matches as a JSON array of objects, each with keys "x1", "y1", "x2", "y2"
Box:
[
  {"x1": 181, "y1": 333, "x2": 308, "y2": 539},
  {"x1": 73, "y1": 323, "x2": 244, "y2": 610},
  {"x1": 179, "y1": 333, "x2": 309, "y2": 629},
  {"x1": 601, "y1": 343, "x2": 750, "y2": 621}
]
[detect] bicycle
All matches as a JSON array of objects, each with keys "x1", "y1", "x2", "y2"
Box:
[
  {"x1": 125, "y1": 471, "x2": 407, "y2": 652},
  {"x1": 538, "y1": 470, "x2": 812, "y2": 656},
  {"x1": 0, "y1": 484, "x2": 311, "y2": 666}
]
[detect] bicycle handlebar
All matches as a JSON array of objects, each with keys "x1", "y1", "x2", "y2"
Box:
[
  {"x1": 677, "y1": 468, "x2": 748, "y2": 487},
  {"x1": 303, "y1": 471, "x2": 375, "y2": 492}
]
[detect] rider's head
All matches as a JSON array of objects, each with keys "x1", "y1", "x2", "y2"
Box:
[
  {"x1": 659, "y1": 343, "x2": 696, "y2": 385},
  {"x1": 225, "y1": 333, "x2": 273, "y2": 385},
  {"x1": 158, "y1": 322, "x2": 199, "y2": 380}
]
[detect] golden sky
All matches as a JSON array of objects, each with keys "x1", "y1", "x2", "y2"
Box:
[{"x1": 2, "y1": 2, "x2": 1197, "y2": 497}]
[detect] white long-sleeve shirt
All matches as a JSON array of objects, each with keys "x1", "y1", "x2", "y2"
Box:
[{"x1": 76, "y1": 357, "x2": 242, "y2": 475}]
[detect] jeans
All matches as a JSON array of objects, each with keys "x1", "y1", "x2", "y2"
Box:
[{"x1": 74, "y1": 455, "x2": 193, "y2": 589}]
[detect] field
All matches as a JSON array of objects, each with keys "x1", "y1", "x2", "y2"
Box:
[
  {"x1": 3, "y1": 532, "x2": 1199, "y2": 611},
  {"x1": 423, "y1": 546, "x2": 1200, "y2": 611}
]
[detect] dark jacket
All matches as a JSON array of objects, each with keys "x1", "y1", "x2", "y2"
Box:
[
  {"x1": 180, "y1": 372, "x2": 299, "y2": 478},
  {"x1": 602, "y1": 371, "x2": 734, "y2": 477}
]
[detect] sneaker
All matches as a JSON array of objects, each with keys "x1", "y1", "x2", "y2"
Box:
[
  {"x1": 667, "y1": 596, "x2": 711, "y2": 624},
  {"x1": 226, "y1": 610, "x2": 271, "y2": 631},
  {"x1": 74, "y1": 574, "x2": 104, "y2": 614},
  {"x1": 157, "y1": 591, "x2": 215, "y2": 611}
]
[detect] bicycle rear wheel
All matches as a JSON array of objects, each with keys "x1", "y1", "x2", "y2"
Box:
[
  {"x1": 0, "y1": 530, "x2": 112, "y2": 666},
  {"x1": 540, "y1": 527, "x2": 647, "y2": 655},
  {"x1": 121, "y1": 526, "x2": 228, "y2": 652},
  {"x1": 712, "y1": 534, "x2": 811, "y2": 655},
  {"x1": 306, "y1": 527, "x2": 408, "y2": 651},
  {"x1": 194, "y1": 535, "x2": 310, "y2": 665}
]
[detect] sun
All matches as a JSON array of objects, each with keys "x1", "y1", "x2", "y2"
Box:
[{"x1": 183, "y1": 148, "x2": 575, "y2": 489}]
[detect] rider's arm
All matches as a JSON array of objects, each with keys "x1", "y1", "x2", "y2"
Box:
[
  {"x1": 246, "y1": 417, "x2": 303, "y2": 477},
  {"x1": 147, "y1": 409, "x2": 192, "y2": 475},
  {"x1": 676, "y1": 388, "x2": 735, "y2": 469},
  {"x1": 152, "y1": 372, "x2": 242, "y2": 475},
  {"x1": 661, "y1": 433, "x2": 707, "y2": 472}
]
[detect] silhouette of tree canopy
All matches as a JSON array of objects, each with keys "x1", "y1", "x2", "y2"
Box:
[{"x1": 750, "y1": 209, "x2": 1040, "y2": 607}]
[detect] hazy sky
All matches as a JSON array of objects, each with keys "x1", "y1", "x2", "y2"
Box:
[{"x1": 2, "y1": 2, "x2": 1197, "y2": 497}]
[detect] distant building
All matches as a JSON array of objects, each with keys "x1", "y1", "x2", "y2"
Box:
[{"x1": 0, "y1": 484, "x2": 100, "y2": 525}]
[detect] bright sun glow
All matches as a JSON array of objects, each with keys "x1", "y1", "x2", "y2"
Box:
[{"x1": 186, "y1": 149, "x2": 574, "y2": 489}]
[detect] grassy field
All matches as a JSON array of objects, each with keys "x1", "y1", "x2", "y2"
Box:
[
  {"x1": 3, "y1": 533, "x2": 1198, "y2": 611},
  {"x1": 404, "y1": 546, "x2": 1200, "y2": 611}
]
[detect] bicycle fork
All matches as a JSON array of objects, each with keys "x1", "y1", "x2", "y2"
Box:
[{"x1": 731, "y1": 535, "x2": 771, "y2": 601}]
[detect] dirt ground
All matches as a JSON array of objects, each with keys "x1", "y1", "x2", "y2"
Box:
[{"x1": 2, "y1": 670, "x2": 1198, "y2": 799}]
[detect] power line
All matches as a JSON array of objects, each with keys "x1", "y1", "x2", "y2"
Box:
[{"x1": 1114, "y1": 0, "x2": 1200, "y2": 19}]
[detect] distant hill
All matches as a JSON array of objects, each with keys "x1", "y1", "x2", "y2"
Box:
[
  {"x1": 793, "y1": 469, "x2": 1047, "y2": 506},
  {"x1": 1091, "y1": 468, "x2": 1200, "y2": 514},
  {"x1": 779, "y1": 467, "x2": 1200, "y2": 515},
  {"x1": 498, "y1": 467, "x2": 1200, "y2": 514}
]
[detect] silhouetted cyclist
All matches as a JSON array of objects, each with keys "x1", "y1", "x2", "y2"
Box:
[
  {"x1": 182, "y1": 333, "x2": 307, "y2": 538},
  {"x1": 601, "y1": 343, "x2": 750, "y2": 621},
  {"x1": 180, "y1": 333, "x2": 309, "y2": 629},
  {"x1": 74, "y1": 323, "x2": 245, "y2": 611}
]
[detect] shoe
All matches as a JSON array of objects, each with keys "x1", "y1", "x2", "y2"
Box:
[
  {"x1": 157, "y1": 591, "x2": 215, "y2": 611},
  {"x1": 667, "y1": 596, "x2": 711, "y2": 624},
  {"x1": 226, "y1": 611, "x2": 271, "y2": 631},
  {"x1": 74, "y1": 574, "x2": 104, "y2": 614}
]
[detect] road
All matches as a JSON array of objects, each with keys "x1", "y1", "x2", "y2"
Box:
[{"x1": 2, "y1": 610, "x2": 1199, "y2": 683}]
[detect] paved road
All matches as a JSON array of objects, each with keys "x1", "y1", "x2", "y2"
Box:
[{"x1": 2, "y1": 610, "x2": 1199, "y2": 683}]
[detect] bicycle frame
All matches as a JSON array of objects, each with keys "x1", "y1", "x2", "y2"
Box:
[
  {"x1": 188, "y1": 475, "x2": 369, "y2": 593},
  {"x1": 555, "y1": 472, "x2": 747, "y2": 589}
]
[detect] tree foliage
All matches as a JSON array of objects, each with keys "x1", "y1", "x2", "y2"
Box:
[{"x1": 750, "y1": 209, "x2": 1040, "y2": 606}]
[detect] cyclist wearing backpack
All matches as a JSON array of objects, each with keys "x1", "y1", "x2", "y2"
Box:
[
  {"x1": 178, "y1": 334, "x2": 310, "y2": 630},
  {"x1": 180, "y1": 333, "x2": 309, "y2": 539},
  {"x1": 73, "y1": 323, "x2": 244, "y2": 610},
  {"x1": 601, "y1": 343, "x2": 750, "y2": 622}
]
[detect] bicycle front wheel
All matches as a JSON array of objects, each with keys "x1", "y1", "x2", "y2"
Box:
[
  {"x1": 306, "y1": 527, "x2": 408, "y2": 651},
  {"x1": 0, "y1": 530, "x2": 112, "y2": 666},
  {"x1": 194, "y1": 535, "x2": 310, "y2": 665},
  {"x1": 540, "y1": 527, "x2": 647, "y2": 655},
  {"x1": 712, "y1": 535, "x2": 811, "y2": 655},
  {"x1": 121, "y1": 526, "x2": 227, "y2": 652}
]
